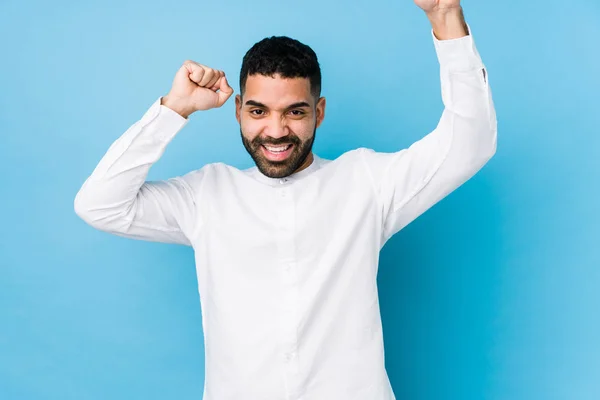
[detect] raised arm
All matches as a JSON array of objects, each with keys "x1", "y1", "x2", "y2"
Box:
[
  {"x1": 74, "y1": 61, "x2": 234, "y2": 246},
  {"x1": 360, "y1": 2, "x2": 497, "y2": 245}
]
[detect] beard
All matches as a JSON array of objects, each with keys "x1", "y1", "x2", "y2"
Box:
[{"x1": 240, "y1": 126, "x2": 316, "y2": 179}]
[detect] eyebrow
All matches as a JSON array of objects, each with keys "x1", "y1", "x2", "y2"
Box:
[{"x1": 244, "y1": 100, "x2": 311, "y2": 109}]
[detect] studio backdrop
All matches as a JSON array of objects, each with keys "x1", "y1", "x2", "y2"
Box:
[{"x1": 1, "y1": 0, "x2": 599, "y2": 399}]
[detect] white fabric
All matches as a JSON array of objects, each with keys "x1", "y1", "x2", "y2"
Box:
[{"x1": 75, "y1": 25, "x2": 496, "y2": 400}]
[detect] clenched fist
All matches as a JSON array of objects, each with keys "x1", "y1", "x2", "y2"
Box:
[{"x1": 162, "y1": 60, "x2": 234, "y2": 118}]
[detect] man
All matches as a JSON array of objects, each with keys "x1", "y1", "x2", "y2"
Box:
[{"x1": 74, "y1": 0, "x2": 497, "y2": 398}]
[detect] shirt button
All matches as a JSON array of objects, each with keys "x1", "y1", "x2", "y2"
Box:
[
  {"x1": 279, "y1": 178, "x2": 287, "y2": 184},
  {"x1": 284, "y1": 352, "x2": 296, "y2": 362},
  {"x1": 284, "y1": 263, "x2": 292, "y2": 272}
]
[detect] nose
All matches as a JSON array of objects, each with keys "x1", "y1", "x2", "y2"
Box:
[{"x1": 264, "y1": 114, "x2": 290, "y2": 139}]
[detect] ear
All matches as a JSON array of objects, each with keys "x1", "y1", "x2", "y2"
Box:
[
  {"x1": 235, "y1": 94, "x2": 242, "y2": 124},
  {"x1": 315, "y1": 96, "x2": 326, "y2": 128}
]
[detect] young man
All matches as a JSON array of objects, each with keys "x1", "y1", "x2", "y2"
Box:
[{"x1": 74, "y1": 0, "x2": 496, "y2": 398}]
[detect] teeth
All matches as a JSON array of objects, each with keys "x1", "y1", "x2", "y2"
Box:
[{"x1": 264, "y1": 144, "x2": 291, "y2": 152}]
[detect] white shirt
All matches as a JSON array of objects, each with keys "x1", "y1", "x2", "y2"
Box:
[{"x1": 74, "y1": 26, "x2": 496, "y2": 400}]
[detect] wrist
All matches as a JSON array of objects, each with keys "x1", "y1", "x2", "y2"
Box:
[
  {"x1": 426, "y1": 6, "x2": 469, "y2": 40},
  {"x1": 161, "y1": 95, "x2": 194, "y2": 119}
]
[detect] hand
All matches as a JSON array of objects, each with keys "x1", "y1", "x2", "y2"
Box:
[
  {"x1": 414, "y1": 0, "x2": 461, "y2": 14},
  {"x1": 163, "y1": 60, "x2": 234, "y2": 118}
]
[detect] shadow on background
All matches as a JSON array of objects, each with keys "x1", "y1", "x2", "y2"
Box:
[{"x1": 378, "y1": 169, "x2": 503, "y2": 399}]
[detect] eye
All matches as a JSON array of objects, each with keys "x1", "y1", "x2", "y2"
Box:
[
  {"x1": 290, "y1": 110, "x2": 305, "y2": 116},
  {"x1": 250, "y1": 109, "x2": 264, "y2": 115}
]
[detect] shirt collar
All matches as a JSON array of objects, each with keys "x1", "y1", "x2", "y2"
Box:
[{"x1": 244, "y1": 153, "x2": 325, "y2": 186}]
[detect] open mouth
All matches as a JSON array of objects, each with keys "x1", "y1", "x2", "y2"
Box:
[{"x1": 261, "y1": 144, "x2": 294, "y2": 161}]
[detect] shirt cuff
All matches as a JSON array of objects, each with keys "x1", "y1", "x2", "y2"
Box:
[
  {"x1": 139, "y1": 97, "x2": 190, "y2": 142},
  {"x1": 432, "y1": 23, "x2": 484, "y2": 73}
]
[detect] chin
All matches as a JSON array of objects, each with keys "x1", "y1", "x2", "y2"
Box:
[
  {"x1": 255, "y1": 158, "x2": 297, "y2": 178},
  {"x1": 240, "y1": 129, "x2": 316, "y2": 178}
]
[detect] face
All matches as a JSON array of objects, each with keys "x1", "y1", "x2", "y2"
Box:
[{"x1": 235, "y1": 73, "x2": 326, "y2": 179}]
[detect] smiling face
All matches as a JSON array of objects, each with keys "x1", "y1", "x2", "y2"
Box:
[{"x1": 235, "y1": 73, "x2": 326, "y2": 178}]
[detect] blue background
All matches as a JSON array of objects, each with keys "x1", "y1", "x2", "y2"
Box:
[{"x1": 1, "y1": 0, "x2": 599, "y2": 399}]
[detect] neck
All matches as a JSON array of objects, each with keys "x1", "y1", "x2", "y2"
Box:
[{"x1": 293, "y1": 152, "x2": 314, "y2": 174}]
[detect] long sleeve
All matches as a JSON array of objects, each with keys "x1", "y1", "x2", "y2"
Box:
[
  {"x1": 74, "y1": 97, "x2": 205, "y2": 247},
  {"x1": 360, "y1": 25, "x2": 498, "y2": 246}
]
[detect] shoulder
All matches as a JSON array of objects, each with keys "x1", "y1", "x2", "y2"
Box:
[{"x1": 172, "y1": 162, "x2": 228, "y2": 189}]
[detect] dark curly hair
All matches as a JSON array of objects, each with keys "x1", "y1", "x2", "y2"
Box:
[{"x1": 239, "y1": 36, "x2": 322, "y2": 100}]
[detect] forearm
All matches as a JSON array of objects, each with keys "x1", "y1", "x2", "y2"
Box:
[
  {"x1": 429, "y1": 22, "x2": 496, "y2": 178},
  {"x1": 380, "y1": 24, "x2": 496, "y2": 235},
  {"x1": 74, "y1": 98, "x2": 188, "y2": 229}
]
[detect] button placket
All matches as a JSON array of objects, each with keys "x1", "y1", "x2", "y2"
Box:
[{"x1": 275, "y1": 182, "x2": 301, "y2": 398}]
